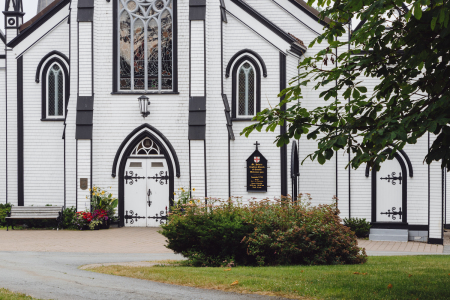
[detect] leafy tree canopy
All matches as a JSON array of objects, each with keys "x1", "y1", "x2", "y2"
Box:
[{"x1": 241, "y1": 0, "x2": 450, "y2": 170}]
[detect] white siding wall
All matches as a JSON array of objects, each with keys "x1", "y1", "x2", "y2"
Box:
[
  {"x1": 65, "y1": 0, "x2": 79, "y2": 209},
  {"x1": 90, "y1": 0, "x2": 189, "y2": 204},
  {"x1": 6, "y1": 27, "x2": 18, "y2": 206},
  {"x1": 79, "y1": 22, "x2": 93, "y2": 96},
  {"x1": 21, "y1": 21, "x2": 68, "y2": 206},
  {"x1": 191, "y1": 21, "x2": 205, "y2": 97},
  {"x1": 429, "y1": 134, "x2": 444, "y2": 240},
  {"x1": 204, "y1": 1, "x2": 228, "y2": 199},
  {"x1": 190, "y1": 140, "x2": 206, "y2": 198},
  {"x1": 0, "y1": 57, "x2": 5, "y2": 203},
  {"x1": 224, "y1": 11, "x2": 282, "y2": 200},
  {"x1": 77, "y1": 140, "x2": 91, "y2": 211}
]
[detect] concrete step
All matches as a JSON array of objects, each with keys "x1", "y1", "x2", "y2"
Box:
[{"x1": 369, "y1": 228, "x2": 409, "y2": 242}]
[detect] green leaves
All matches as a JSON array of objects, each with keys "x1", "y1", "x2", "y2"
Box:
[{"x1": 241, "y1": 0, "x2": 450, "y2": 170}]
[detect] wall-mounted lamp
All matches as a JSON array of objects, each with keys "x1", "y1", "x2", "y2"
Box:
[{"x1": 138, "y1": 95, "x2": 151, "y2": 118}]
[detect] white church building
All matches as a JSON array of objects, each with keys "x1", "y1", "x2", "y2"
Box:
[{"x1": 0, "y1": 0, "x2": 447, "y2": 244}]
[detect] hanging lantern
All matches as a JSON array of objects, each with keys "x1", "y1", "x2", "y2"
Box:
[{"x1": 138, "y1": 95, "x2": 150, "y2": 118}]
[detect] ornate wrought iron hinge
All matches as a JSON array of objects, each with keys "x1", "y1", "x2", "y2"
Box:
[
  {"x1": 148, "y1": 171, "x2": 169, "y2": 185},
  {"x1": 380, "y1": 172, "x2": 402, "y2": 185},
  {"x1": 124, "y1": 171, "x2": 146, "y2": 185},
  {"x1": 124, "y1": 210, "x2": 146, "y2": 224},
  {"x1": 380, "y1": 207, "x2": 402, "y2": 220},
  {"x1": 148, "y1": 206, "x2": 168, "y2": 225}
]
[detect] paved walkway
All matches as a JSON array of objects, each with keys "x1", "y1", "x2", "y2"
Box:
[
  {"x1": 0, "y1": 227, "x2": 171, "y2": 253},
  {"x1": 1, "y1": 228, "x2": 449, "y2": 299},
  {"x1": 358, "y1": 239, "x2": 445, "y2": 255},
  {"x1": 0, "y1": 227, "x2": 446, "y2": 255}
]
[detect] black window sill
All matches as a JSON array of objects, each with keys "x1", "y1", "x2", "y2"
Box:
[
  {"x1": 232, "y1": 118, "x2": 256, "y2": 121},
  {"x1": 111, "y1": 91, "x2": 180, "y2": 95},
  {"x1": 41, "y1": 118, "x2": 65, "y2": 122}
]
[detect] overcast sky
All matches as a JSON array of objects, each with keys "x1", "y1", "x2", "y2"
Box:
[{"x1": 1, "y1": 0, "x2": 36, "y2": 32}]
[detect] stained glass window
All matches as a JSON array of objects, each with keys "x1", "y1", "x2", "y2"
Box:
[
  {"x1": 47, "y1": 63, "x2": 64, "y2": 117},
  {"x1": 131, "y1": 137, "x2": 162, "y2": 156},
  {"x1": 238, "y1": 62, "x2": 255, "y2": 116},
  {"x1": 119, "y1": 0, "x2": 173, "y2": 91}
]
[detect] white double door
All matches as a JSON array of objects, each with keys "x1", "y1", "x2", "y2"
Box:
[
  {"x1": 376, "y1": 158, "x2": 404, "y2": 222},
  {"x1": 124, "y1": 157, "x2": 169, "y2": 227}
]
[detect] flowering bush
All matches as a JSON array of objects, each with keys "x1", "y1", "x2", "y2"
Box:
[
  {"x1": 173, "y1": 187, "x2": 195, "y2": 205},
  {"x1": 90, "y1": 186, "x2": 118, "y2": 222},
  {"x1": 160, "y1": 195, "x2": 367, "y2": 267},
  {"x1": 74, "y1": 211, "x2": 92, "y2": 229}
]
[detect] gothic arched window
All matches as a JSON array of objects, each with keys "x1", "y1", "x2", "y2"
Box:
[
  {"x1": 230, "y1": 54, "x2": 262, "y2": 119},
  {"x1": 40, "y1": 56, "x2": 69, "y2": 121},
  {"x1": 237, "y1": 62, "x2": 255, "y2": 116},
  {"x1": 47, "y1": 63, "x2": 64, "y2": 117},
  {"x1": 118, "y1": 0, "x2": 174, "y2": 92}
]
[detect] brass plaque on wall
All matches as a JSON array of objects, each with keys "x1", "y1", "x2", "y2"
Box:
[{"x1": 80, "y1": 178, "x2": 88, "y2": 190}]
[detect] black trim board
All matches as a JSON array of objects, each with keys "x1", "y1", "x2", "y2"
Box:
[
  {"x1": 7, "y1": 0, "x2": 70, "y2": 48},
  {"x1": 370, "y1": 224, "x2": 429, "y2": 230},
  {"x1": 40, "y1": 57, "x2": 70, "y2": 120},
  {"x1": 428, "y1": 238, "x2": 444, "y2": 245},
  {"x1": 112, "y1": 0, "x2": 178, "y2": 93},
  {"x1": 280, "y1": 52, "x2": 287, "y2": 197},
  {"x1": 35, "y1": 50, "x2": 69, "y2": 83},
  {"x1": 189, "y1": 0, "x2": 206, "y2": 20},
  {"x1": 0, "y1": 30, "x2": 5, "y2": 44},
  {"x1": 230, "y1": 0, "x2": 296, "y2": 44},
  {"x1": 225, "y1": 49, "x2": 267, "y2": 78},
  {"x1": 111, "y1": 123, "x2": 181, "y2": 178},
  {"x1": 231, "y1": 55, "x2": 261, "y2": 119},
  {"x1": 17, "y1": 56, "x2": 24, "y2": 206},
  {"x1": 118, "y1": 131, "x2": 175, "y2": 227}
]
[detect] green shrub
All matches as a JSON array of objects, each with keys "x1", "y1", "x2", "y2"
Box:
[
  {"x1": 63, "y1": 206, "x2": 77, "y2": 229},
  {"x1": 160, "y1": 196, "x2": 367, "y2": 267},
  {"x1": 160, "y1": 199, "x2": 254, "y2": 267},
  {"x1": 343, "y1": 217, "x2": 371, "y2": 238},
  {"x1": 0, "y1": 203, "x2": 12, "y2": 227}
]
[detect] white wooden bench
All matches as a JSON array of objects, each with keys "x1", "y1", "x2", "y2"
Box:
[{"x1": 6, "y1": 206, "x2": 64, "y2": 231}]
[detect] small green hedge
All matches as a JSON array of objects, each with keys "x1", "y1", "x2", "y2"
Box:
[
  {"x1": 160, "y1": 197, "x2": 367, "y2": 267},
  {"x1": 0, "y1": 203, "x2": 12, "y2": 227},
  {"x1": 343, "y1": 217, "x2": 371, "y2": 238}
]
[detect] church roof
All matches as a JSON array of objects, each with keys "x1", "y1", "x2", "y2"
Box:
[
  {"x1": 7, "y1": 0, "x2": 69, "y2": 48},
  {"x1": 291, "y1": 0, "x2": 331, "y2": 26},
  {"x1": 228, "y1": 0, "x2": 307, "y2": 55}
]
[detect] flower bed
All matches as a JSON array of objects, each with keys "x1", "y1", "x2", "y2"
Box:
[{"x1": 73, "y1": 186, "x2": 118, "y2": 230}]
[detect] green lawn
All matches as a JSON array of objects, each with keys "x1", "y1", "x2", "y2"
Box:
[
  {"x1": 87, "y1": 256, "x2": 450, "y2": 299},
  {"x1": 0, "y1": 288, "x2": 39, "y2": 300}
]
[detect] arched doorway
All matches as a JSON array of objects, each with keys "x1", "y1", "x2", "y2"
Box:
[
  {"x1": 371, "y1": 151, "x2": 408, "y2": 224},
  {"x1": 123, "y1": 137, "x2": 170, "y2": 227},
  {"x1": 115, "y1": 127, "x2": 179, "y2": 227}
]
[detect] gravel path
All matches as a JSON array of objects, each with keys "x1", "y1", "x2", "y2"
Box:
[{"x1": 0, "y1": 251, "x2": 286, "y2": 300}]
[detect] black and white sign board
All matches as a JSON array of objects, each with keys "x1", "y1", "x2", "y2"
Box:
[{"x1": 246, "y1": 142, "x2": 267, "y2": 192}]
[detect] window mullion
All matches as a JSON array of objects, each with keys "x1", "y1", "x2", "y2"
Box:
[
  {"x1": 131, "y1": 18, "x2": 135, "y2": 91},
  {"x1": 144, "y1": 20, "x2": 148, "y2": 91},
  {"x1": 244, "y1": 69, "x2": 249, "y2": 116},
  {"x1": 158, "y1": 15, "x2": 162, "y2": 91},
  {"x1": 54, "y1": 70, "x2": 59, "y2": 116}
]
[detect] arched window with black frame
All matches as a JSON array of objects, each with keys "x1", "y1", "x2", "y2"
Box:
[
  {"x1": 40, "y1": 57, "x2": 69, "y2": 121},
  {"x1": 116, "y1": 0, "x2": 176, "y2": 92},
  {"x1": 231, "y1": 55, "x2": 262, "y2": 119}
]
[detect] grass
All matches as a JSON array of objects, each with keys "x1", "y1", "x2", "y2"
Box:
[
  {"x1": 0, "y1": 288, "x2": 39, "y2": 300},
  {"x1": 87, "y1": 256, "x2": 450, "y2": 300}
]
